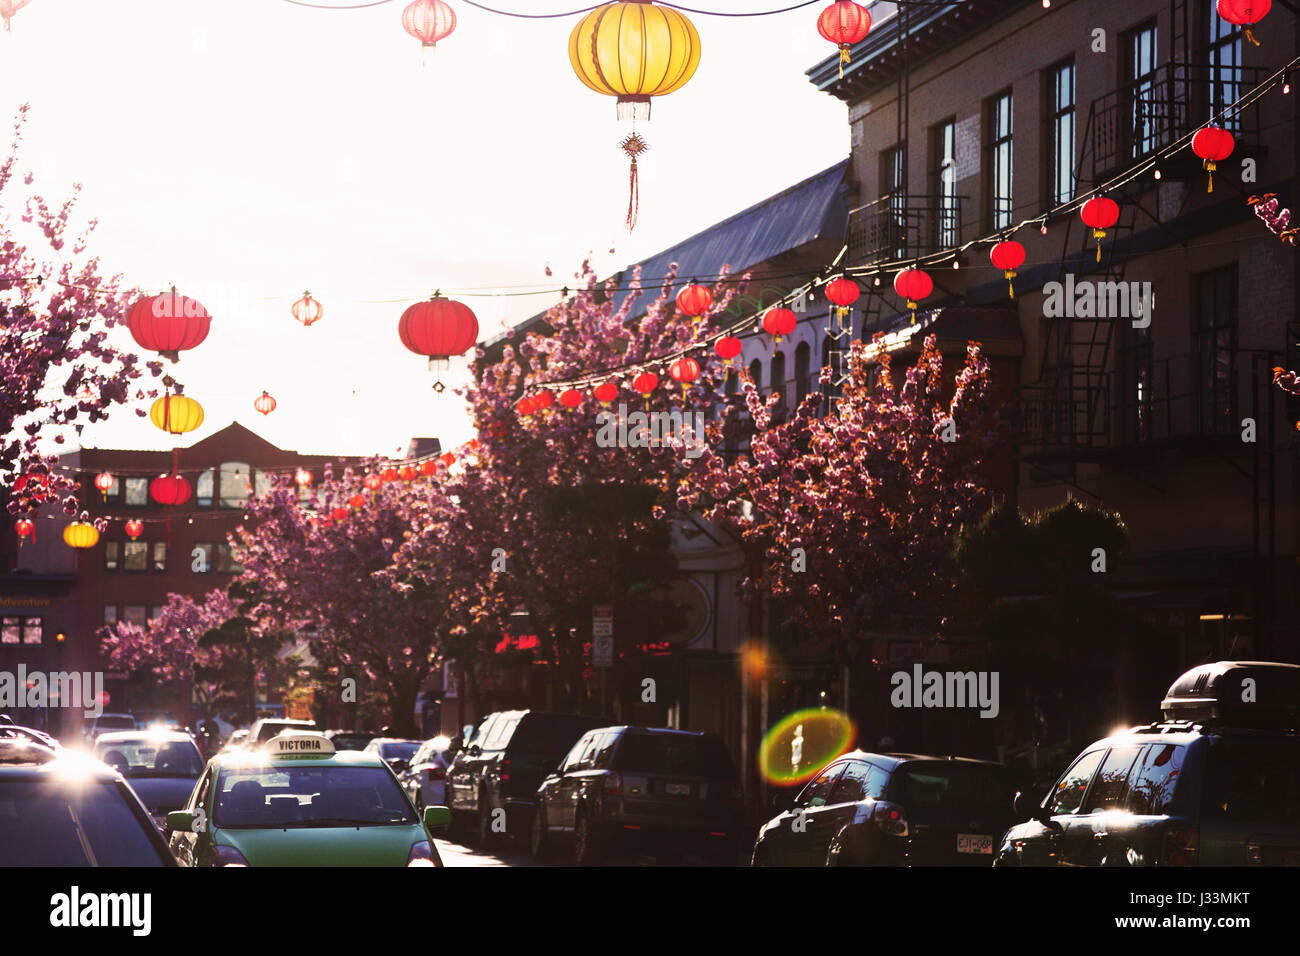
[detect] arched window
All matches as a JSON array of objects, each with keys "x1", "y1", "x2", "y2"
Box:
[
  {"x1": 795, "y1": 341, "x2": 811, "y2": 404},
  {"x1": 748, "y1": 359, "x2": 763, "y2": 393}
]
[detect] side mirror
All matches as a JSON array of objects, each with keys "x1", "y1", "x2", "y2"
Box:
[
  {"x1": 769, "y1": 789, "x2": 795, "y2": 814},
  {"x1": 468, "y1": 745, "x2": 482, "y2": 757},
  {"x1": 423, "y1": 805, "x2": 452, "y2": 832},
  {"x1": 167, "y1": 810, "x2": 197, "y2": 833}
]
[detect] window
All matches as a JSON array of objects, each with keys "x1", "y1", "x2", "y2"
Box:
[
  {"x1": 797, "y1": 762, "x2": 845, "y2": 809},
  {"x1": 794, "y1": 341, "x2": 811, "y2": 404},
  {"x1": 830, "y1": 760, "x2": 881, "y2": 804},
  {"x1": 148, "y1": 607, "x2": 161, "y2": 624},
  {"x1": 152, "y1": 542, "x2": 167, "y2": 573},
  {"x1": 122, "y1": 606, "x2": 146, "y2": 627},
  {"x1": 124, "y1": 477, "x2": 148, "y2": 507},
  {"x1": 1207, "y1": 5, "x2": 1242, "y2": 133},
  {"x1": 196, "y1": 469, "x2": 214, "y2": 508},
  {"x1": 881, "y1": 145, "x2": 907, "y2": 258},
  {"x1": 218, "y1": 462, "x2": 251, "y2": 510},
  {"x1": 101, "y1": 476, "x2": 121, "y2": 503},
  {"x1": 0, "y1": 617, "x2": 17, "y2": 644},
  {"x1": 254, "y1": 470, "x2": 275, "y2": 499},
  {"x1": 1127, "y1": 743, "x2": 1186, "y2": 815},
  {"x1": 192, "y1": 543, "x2": 214, "y2": 574},
  {"x1": 1047, "y1": 748, "x2": 1105, "y2": 815},
  {"x1": 484, "y1": 715, "x2": 518, "y2": 751},
  {"x1": 1046, "y1": 60, "x2": 1075, "y2": 205},
  {"x1": 103, "y1": 606, "x2": 117, "y2": 626},
  {"x1": 592, "y1": 732, "x2": 619, "y2": 769},
  {"x1": 561, "y1": 735, "x2": 592, "y2": 773},
  {"x1": 216, "y1": 543, "x2": 243, "y2": 574},
  {"x1": 770, "y1": 351, "x2": 787, "y2": 415},
  {"x1": 1194, "y1": 266, "x2": 1238, "y2": 435},
  {"x1": 1120, "y1": 326, "x2": 1155, "y2": 441},
  {"x1": 1083, "y1": 744, "x2": 1142, "y2": 811},
  {"x1": 748, "y1": 359, "x2": 763, "y2": 394},
  {"x1": 104, "y1": 541, "x2": 120, "y2": 572},
  {"x1": 123, "y1": 541, "x2": 148, "y2": 572},
  {"x1": 1125, "y1": 22, "x2": 1160, "y2": 157},
  {"x1": 931, "y1": 119, "x2": 957, "y2": 248},
  {"x1": 987, "y1": 91, "x2": 1013, "y2": 230}
]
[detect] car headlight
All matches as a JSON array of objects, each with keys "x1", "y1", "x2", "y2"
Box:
[{"x1": 407, "y1": 840, "x2": 438, "y2": 867}]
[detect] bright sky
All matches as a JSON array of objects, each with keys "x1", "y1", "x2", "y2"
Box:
[{"x1": 1, "y1": 0, "x2": 846, "y2": 458}]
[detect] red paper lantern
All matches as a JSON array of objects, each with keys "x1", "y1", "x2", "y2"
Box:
[
  {"x1": 439, "y1": 452, "x2": 456, "y2": 467},
  {"x1": 517, "y1": 396, "x2": 537, "y2": 416},
  {"x1": 817, "y1": 1, "x2": 872, "y2": 77},
  {"x1": 14, "y1": 518, "x2": 33, "y2": 545},
  {"x1": 295, "y1": 468, "x2": 313, "y2": 487},
  {"x1": 398, "y1": 295, "x2": 479, "y2": 391},
  {"x1": 254, "y1": 390, "x2": 277, "y2": 416},
  {"x1": 533, "y1": 390, "x2": 555, "y2": 410},
  {"x1": 292, "y1": 291, "x2": 323, "y2": 327},
  {"x1": 989, "y1": 240, "x2": 1027, "y2": 298},
  {"x1": 824, "y1": 277, "x2": 860, "y2": 321},
  {"x1": 150, "y1": 473, "x2": 192, "y2": 506},
  {"x1": 400, "y1": 465, "x2": 417, "y2": 482},
  {"x1": 715, "y1": 336, "x2": 742, "y2": 364},
  {"x1": 348, "y1": 494, "x2": 366, "y2": 509},
  {"x1": 633, "y1": 372, "x2": 660, "y2": 398},
  {"x1": 559, "y1": 388, "x2": 583, "y2": 408},
  {"x1": 669, "y1": 357, "x2": 701, "y2": 395},
  {"x1": 332, "y1": 506, "x2": 349, "y2": 521},
  {"x1": 1216, "y1": 0, "x2": 1270, "y2": 45},
  {"x1": 893, "y1": 268, "x2": 933, "y2": 313},
  {"x1": 593, "y1": 382, "x2": 619, "y2": 405},
  {"x1": 125, "y1": 519, "x2": 144, "y2": 540},
  {"x1": 126, "y1": 288, "x2": 211, "y2": 361},
  {"x1": 1191, "y1": 126, "x2": 1235, "y2": 193},
  {"x1": 1080, "y1": 196, "x2": 1120, "y2": 262},
  {"x1": 402, "y1": 0, "x2": 457, "y2": 50},
  {"x1": 382, "y1": 467, "x2": 400, "y2": 483},
  {"x1": 762, "y1": 307, "x2": 797, "y2": 344},
  {"x1": 676, "y1": 283, "x2": 713, "y2": 324},
  {"x1": 93, "y1": 471, "x2": 114, "y2": 495},
  {"x1": 419, "y1": 459, "x2": 438, "y2": 476},
  {"x1": 363, "y1": 473, "x2": 383, "y2": 491}
]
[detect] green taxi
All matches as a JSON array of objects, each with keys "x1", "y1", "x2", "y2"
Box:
[{"x1": 167, "y1": 732, "x2": 451, "y2": 866}]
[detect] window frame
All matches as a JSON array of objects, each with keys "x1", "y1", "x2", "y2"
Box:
[
  {"x1": 986, "y1": 89, "x2": 1014, "y2": 231},
  {"x1": 930, "y1": 118, "x2": 957, "y2": 249},
  {"x1": 1044, "y1": 59, "x2": 1076, "y2": 206}
]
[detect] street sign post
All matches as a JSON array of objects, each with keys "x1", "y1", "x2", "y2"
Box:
[{"x1": 593, "y1": 605, "x2": 613, "y2": 713}]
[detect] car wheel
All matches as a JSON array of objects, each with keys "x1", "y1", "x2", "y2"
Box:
[
  {"x1": 574, "y1": 810, "x2": 601, "y2": 866},
  {"x1": 530, "y1": 803, "x2": 551, "y2": 861}
]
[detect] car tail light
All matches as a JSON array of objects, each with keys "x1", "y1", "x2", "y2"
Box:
[
  {"x1": 500, "y1": 757, "x2": 510, "y2": 783},
  {"x1": 407, "y1": 840, "x2": 438, "y2": 867},
  {"x1": 1162, "y1": 827, "x2": 1198, "y2": 866},
  {"x1": 424, "y1": 766, "x2": 445, "y2": 781},
  {"x1": 1246, "y1": 843, "x2": 1264, "y2": 866},
  {"x1": 870, "y1": 801, "x2": 909, "y2": 837},
  {"x1": 213, "y1": 844, "x2": 250, "y2": 867},
  {"x1": 603, "y1": 772, "x2": 624, "y2": 796}
]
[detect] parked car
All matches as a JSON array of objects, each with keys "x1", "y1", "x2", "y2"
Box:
[
  {"x1": 222, "y1": 728, "x2": 250, "y2": 752},
  {"x1": 401, "y1": 736, "x2": 454, "y2": 810},
  {"x1": 364, "y1": 737, "x2": 421, "y2": 774},
  {"x1": 82, "y1": 713, "x2": 138, "y2": 742},
  {"x1": 324, "y1": 729, "x2": 376, "y2": 751},
  {"x1": 92, "y1": 730, "x2": 205, "y2": 833},
  {"x1": 752, "y1": 751, "x2": 1020, "y2": 866},
  {"x1": 248, "y1": 717, "x2": 318, "y2": 745},
  {"x1": 533, "y1": 726, "x2": 743, "y2": 864},
  {"x1": 448, "y1": 710, "x2": 606, "y2": 845},
  {"x1": 0, "y1": 738, "x2": 175, "y2": 866},
  {"x1": 996, "y1": 660, "x2": 1300, "y2": 867},
  {"x1": 0, "y1": 722, "x2": 61, "y2": 751}
]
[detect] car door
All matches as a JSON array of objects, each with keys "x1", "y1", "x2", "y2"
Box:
[
  {"x1": 1063, "y1": 743, "x2": 1143, "y2": 866},
  {"x1": 782, "y1": 762, "x2": 847, "y2": 866},
  {"x1": 450, "y1": 715, "x2": 497, "y2": 812},
  {"x1": 817, "y1": 760, "x2": 872, "y2": 865},
  {"x1": 559, "y1": 733, "x2": 604, "y2": 830},
  {"x1": 480, "y1": 714, "x2": 519, "y2": 810},
  {"x1": 540, "y1": 735, "x2": 588, "y2": 833},
  {"x1": 1016, "y1": 747, "x2": 1107, "y2": 866},
  {"x1": 169, "y1": 767, "x2": 213, "y2": 867}
]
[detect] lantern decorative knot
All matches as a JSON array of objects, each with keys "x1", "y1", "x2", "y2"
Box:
[
  {"x1": 893, "y1": 268, "x2": 933, "y2": 315},
  {"x1": 1192, "y1": 126, "x2": 1235, "y2": 193},
  {"x1": 1216, "y1": 0, "x2": 1270, "y2": 45},
  {"x1": 292, "y1": 291, "x2": 323, "y2": 327},
  {"x1": 817, "y1": 1, "x2": 872, "y2": 78},
  {"x1": 254, "y1": 391, "x2": 277, "y2": 416},
  {"x1": 1080, "y1": 196, "x2": 1120, "y2": 262},
  {"x1": 989, "y1": 240, "x2": 1027, "y2": 298}
]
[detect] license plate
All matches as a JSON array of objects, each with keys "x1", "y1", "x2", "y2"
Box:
[
  {"x1": 665, "y1": 782, "x2": 690, "y2": 796},
  {"x1": 957, "y1": 833, "x2": 992, "y2": 855}
]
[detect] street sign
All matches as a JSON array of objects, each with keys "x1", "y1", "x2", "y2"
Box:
[
  {"x1": 593, "y1": 636, "x2": 614, "y2": 668},
  {"x1": 592, "y1": 604, "x2": 613, "y2": 638}
]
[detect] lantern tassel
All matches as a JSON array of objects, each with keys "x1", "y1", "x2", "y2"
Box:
[
  {"x1": 620, "y1": 132, "x2": 648, "y2": 234},
  {"x1": 1093, "y1": 228, "x2": 1106, "y2": 262},
  {"x1": 1245, "y1": 25, "x2": 1259, "y2": 46},
  {"x1": 1006, "y1": 271, "x2": 1016, "y2": 299},
  {"x1": 1205, "y1": 159, "x2": 1215, "y2": 193},
  {"x1": 839, "y1": 44, "x2": 850, "y2": 79}
]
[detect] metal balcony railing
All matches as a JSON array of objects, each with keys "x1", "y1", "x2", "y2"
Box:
[{"x1": 847, "y1": 193, "x2": 965, "y2": 266}]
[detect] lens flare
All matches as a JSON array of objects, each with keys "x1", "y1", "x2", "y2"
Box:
[{"x1": 758, "y1": 707, "x2": 855, "y2": 787}]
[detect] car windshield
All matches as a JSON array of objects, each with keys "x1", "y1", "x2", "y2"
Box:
[
  {"x1": 214, "y1": 765, "x2": 417, "y2": 829},
  {"x1": 379, "y1": 742, "x2": 419, "y2": 761},
  {"x1": 888, "y1": 762, "x2": 1016, "y2": 822},
  {"x1": 329, "y1": 735, "x2": 371, "y2": 751},
  {"x1": 509, "y1": 717, "x2": 600, "y2": 761},
  {"x1": 94, "y1": 737, "x2": 204, "y2": 777},
  {"x1": 612, "y1": 733, "x2": 735, "y2": 777},
  {"x1": 93, "y1": 717, "x2": 136, "y2": 732},
  {"x1": 0, "y1": 780, "x2": 168, "y2": 866},
  {"x1": 1203, "y1": 736, "x2": 1300, "y2": 825}
]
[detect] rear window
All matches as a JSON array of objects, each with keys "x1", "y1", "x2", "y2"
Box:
[
  {"x1": 888, "y1": 762, "x2": 1016, "y2": 820},
  {"x1": 0, "y1": 780, "x2": 168, "y2": 866},
  {"x1": 508, "y1": 716, "x2": 600, "y2": 761},
  {"x1": 612, "y1": 733, "x2": 736, "y2": 778},
  {"x1": 1202, "y1": 736, "x2": 1300, "y2": 825},
  {"x1": 94, "y1": 737, "x2": 204, "y2": 777},
  {"x1": 328, "y1": 735, "x2": 371, "y2": 751},
  {"x1": 93, "y1": 716, "x2": 136, "y2": 732},
  {"x1": 257, "y1": 721, "x2": 317, "y2": 742}
]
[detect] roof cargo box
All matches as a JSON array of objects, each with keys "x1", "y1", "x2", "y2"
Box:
[{"x1": 1161, "y1": 661, "x2": 1300, "y2": 728}]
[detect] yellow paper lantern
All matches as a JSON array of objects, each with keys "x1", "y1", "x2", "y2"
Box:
[
  {"x1": 150, "y1": 394, "x2": 205, "y2": 435},
  {"x1": 569, "y1": 1, "x2": 701, "y2": 121},
  {"x1": 63, "y1": 521, "x2": 100, "y2": 549}
]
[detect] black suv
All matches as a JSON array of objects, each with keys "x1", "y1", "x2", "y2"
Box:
[
  {"x1": 446, "y1": 710, "x2": 604, "y2": 845},
  {"x1": 751, "y1": 751, "x2": 1019, "y2": 866},
  {"x1": 996, "y1": 660, "x2": 1300, "y2": 866},
  {"x1": 531, "y1": 726, "x2": 743, "y2": 865}
]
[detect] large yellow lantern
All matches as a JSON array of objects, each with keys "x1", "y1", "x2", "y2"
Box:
[
  {"x1": 63, "y1": 521, "x2": 100, "y2": 550},
  {"x1": 150, "y1": 394, "x2": 204, "y2": 435},
  {"x1": 569, "y1": 1, "x2": 702, "y2": 121}
]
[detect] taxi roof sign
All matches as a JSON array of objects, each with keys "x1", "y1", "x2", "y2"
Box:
[{"x1": 267, "y1": 732, "x2": 335, "y2": 758}]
